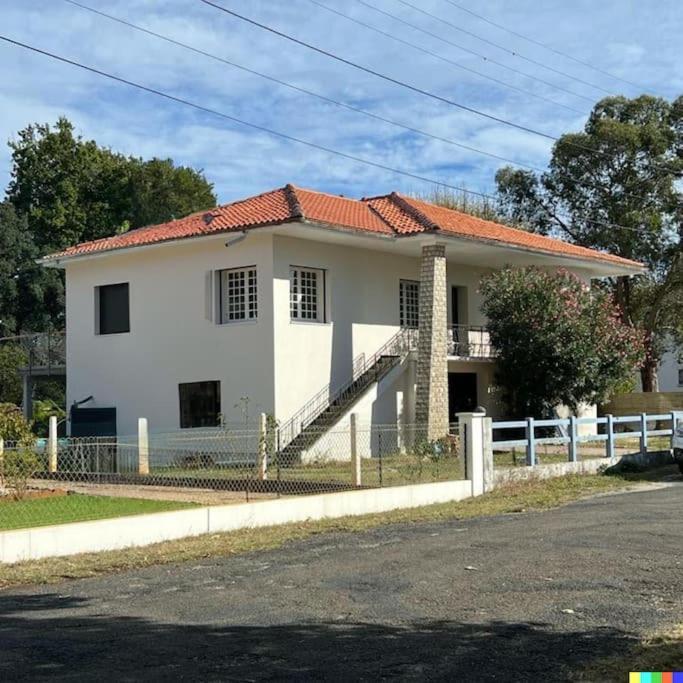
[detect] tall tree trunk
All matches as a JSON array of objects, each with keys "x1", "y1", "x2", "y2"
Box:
[{"x1": 640, "y1": 359, "x2": 659, "y2": 392}]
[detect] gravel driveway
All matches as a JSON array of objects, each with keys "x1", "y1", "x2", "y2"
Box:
[{"x1": 2, "y1": 483, "x2": 681, "y2": 681}]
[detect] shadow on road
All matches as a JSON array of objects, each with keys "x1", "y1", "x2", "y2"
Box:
[{"x1": 0, "y1": 592, "x2": 660, "y2": 681}]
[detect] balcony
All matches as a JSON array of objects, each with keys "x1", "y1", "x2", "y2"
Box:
[{"x1": 448, "y1": 325, "x2": 495, "y2": 359}]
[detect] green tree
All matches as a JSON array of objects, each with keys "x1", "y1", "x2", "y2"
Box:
[
  {"x1": 0, "y1": 344, "x2": 28, "y2": 405},
  {"x1": 3, "y1": 117, "x2": 217, "y2": 329},
  {"x1": 480, "y1": 267, "x2": 643, "y2": 418},
  {"x1": 495, "y1": 95, "x2": 682, "y2": 391},
  {"x1": 0, "y1": 201, "x2": 63, "y2": 335}
]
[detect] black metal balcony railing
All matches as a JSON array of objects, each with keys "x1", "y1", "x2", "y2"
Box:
[
  {"x1": 0, "y1": 330, "x2": 66, "y2": 371},
  {"x1": 448, "y1": 324, "x2": 495, "y2": 359}
]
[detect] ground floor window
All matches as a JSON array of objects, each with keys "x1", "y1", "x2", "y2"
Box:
[{"x1": 179, "y1": 381, "x2": 221, "y2": 428}]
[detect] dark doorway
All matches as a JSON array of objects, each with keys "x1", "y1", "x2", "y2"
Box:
[
  {"x1": 448, "y1": 372, "x2": 477, "y2": 422},
  {"x1": 451, "y1": 286, "x2": 461, "y2": 325}
]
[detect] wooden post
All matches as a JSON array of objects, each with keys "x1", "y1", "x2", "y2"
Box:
[
  {"x1": 350, "y1": 413, "x2": 361, "y2": 487},
  {"x1": 525, "y1": 417, "x2": 536, "y2": 467},
  {"x1": 258, "y1": 412, "x2": 268, "y2": 480},
  {"x1": 569, "y1": 416, "x2": 578, "y2": 463},
  {"x1": 640, "y1": 413, "x2": 648, "y2": 454},
  {"x1": 606, "y1": 414, "x2": 615, "y2": 459},
  {"x1": 48, "y1": 415, "x2": 58, "y2": 473},
  {"x1": 138, "y1": 418, "x2": 149, "y2": 475}
]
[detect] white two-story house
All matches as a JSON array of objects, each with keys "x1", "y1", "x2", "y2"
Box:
[{"x1": 42, "y1": 184, "x2": 642, "y2": 447}]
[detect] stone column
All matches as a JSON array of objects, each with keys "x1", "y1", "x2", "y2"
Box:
[{"x1": 415, "y1": 243, "x2": 449, "y2": 440}]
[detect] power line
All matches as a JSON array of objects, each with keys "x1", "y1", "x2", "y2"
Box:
[
  {"x1": 440, "y1": 0, "x2": 653, "y2": 93},
  {"x1": 62, "y1": 0, "x2": 546, "y2": 172},
  {"x1": 307, "y1": 0, "x2": 587, "y2": 115},
  {"x1": 199, "y1": 0, "x2": 675, "y2": 176},
  {"x1": 63, "y1": 0, "x2": 654, "y2": 208},
  {"x1": 392, "y1": 0, "x2": 613, "y2": 95},
  {"x1": 353, "y1": 0, "x2": 594, "y2": 104},
  {"x1": 0, "y1": 34, "x2": 656, "y2": 237},
  {"x1": 199, "y1": 0, "x2": 558, "y2": 141}
]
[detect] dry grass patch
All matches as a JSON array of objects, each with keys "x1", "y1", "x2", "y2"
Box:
[
  {"x1": 577, "y1": 624, "x2": 683, "y2": 680},
  {"x1": 0, "y1": 473, "x2": 644, "y2": 590}
]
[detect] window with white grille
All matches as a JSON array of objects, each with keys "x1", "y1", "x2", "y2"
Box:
[
  {"x1": 220, "y1": 267, "x2": 257, "y2": 323},
  {"x1": 399, "y1": 279, "x2": 419, "y2": 328},
  {"x1": 290, "y1": 266, "x2": 325, "y2": 322}
]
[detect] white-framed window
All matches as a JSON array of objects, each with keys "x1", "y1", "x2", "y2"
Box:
[
  {"x1": 219, "y1": 266, "x2": 257, "y2": 323},
  {"x1": 290, "y1": 266, "x2": 325, "y2": 322},
  {"x1": 399, "y1": 279, "x2": 419, "y2": 328}
]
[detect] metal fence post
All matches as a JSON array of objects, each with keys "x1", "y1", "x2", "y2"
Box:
[
  {"x1": 525, "y1": 417, "x2": 536, "y2": 467},
  {"x1": 276, "y1": 426, "x2": 282, "y2": 498},
  {"x1": 350, "y1": 413, "x2": 361, "y2": 487},
  {"x1": 258, "y1": 412, "x2": 268, "y2": 480},
  {"x1": 640, "y1": 413, "x2": 648, "y2": 454},
  {"x1": 569, "y1": 416, "x2": 578, "y2": 463},
  {"x1": 138, "y1": 417, "x2": 149, "y2": 475},
  {"x1": 377, "y1": 428, "x2": 383, "y2": 487},
  {"x1": 0, "y1": 437, "x2": 4, "y2": 472},
  {"x1": 48, "y1": 415, "x2": 58, "y2": 473}
]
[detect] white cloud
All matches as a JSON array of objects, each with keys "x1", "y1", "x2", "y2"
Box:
[{"x1": 0, "y1": 0, "x2": 680, "y2": 203}]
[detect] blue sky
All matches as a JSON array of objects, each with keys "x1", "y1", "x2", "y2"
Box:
[{"x1": 1, "y1": 0, "x2": 681, "y2": 205}]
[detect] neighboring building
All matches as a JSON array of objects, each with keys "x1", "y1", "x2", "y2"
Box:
[
  {"x1": 657, "y1": 345, "x2": 682, "y2": 392},
  {"x1": 41, "y1": 185, "x2": 642, "y2": 449}
]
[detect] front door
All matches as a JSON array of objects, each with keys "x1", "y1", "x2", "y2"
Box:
[{"x1": 448, "y1": 372, "x2": 478, "y2": 422}]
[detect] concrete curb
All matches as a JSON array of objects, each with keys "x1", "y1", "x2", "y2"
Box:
[{"x1": 0, "y1": 479, "x2": 473, "y2": 564}]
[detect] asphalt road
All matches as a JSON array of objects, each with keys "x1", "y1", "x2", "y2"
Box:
[{"x1": 2, "y1": 483, "x2": 682, "y2": 681}]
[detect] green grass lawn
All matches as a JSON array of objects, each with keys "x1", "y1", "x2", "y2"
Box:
[
  {"x1": 152, "y1": 454, "x2": 465, "y2": 487},
  {"x1": 0, "y1": 495, "x2": 197, "y2": 532}
]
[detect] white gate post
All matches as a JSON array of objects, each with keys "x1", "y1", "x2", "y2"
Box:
[
  {"x1": 138, "y1": 418, "x2": 149, "y2": 475},
  {"x1": 350, "y1": 413, "x2": 361, "y2": 487},
  {"x1": 258, "y1": 413, "x2": 268, "y2": 480},
  {"x1": 48, "y1": 415, "x2": 58, "y2": 473},
  {"x1": 457, "y1": 411, "x2": 486, "y2": 496}
]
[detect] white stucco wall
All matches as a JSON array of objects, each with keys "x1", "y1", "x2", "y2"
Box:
[
  {"x1": 65, "y1": 232, "x2": 276, "y2": 436},
  {"x1": 271, "y1": 234, "x2": 493, "y2": 425},
  {"x1": 657, "y1": 347, "x2": 682, "y2": 392}
]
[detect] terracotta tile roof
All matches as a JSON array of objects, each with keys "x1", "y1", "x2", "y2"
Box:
[{"x1": 43, "y1": 184, "x2": 642, "y2": 270}]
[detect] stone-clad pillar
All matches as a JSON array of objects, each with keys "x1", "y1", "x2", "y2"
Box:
[{"x1": 415, "y1": 243, "x2": 449, "y2": 440}]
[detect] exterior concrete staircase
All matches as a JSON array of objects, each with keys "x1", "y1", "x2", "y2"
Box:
[{"x1": 278, "y1": 328, "x2": 417, "y2": 463}]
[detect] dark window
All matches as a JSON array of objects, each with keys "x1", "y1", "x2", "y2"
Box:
[
  {"x1": 679, "y1": 368, "x2": 683, "y2": 386},
  {"x1": 179, "y1": 381, "x2": 221, "y2": 428},
  {"x1": 98, "y1": 283, "x2": 130, "y2": 335}
]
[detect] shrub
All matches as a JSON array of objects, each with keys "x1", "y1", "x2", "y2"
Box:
[
  {"x1": 0, "y1": 404, "x2": 38, "y2": 499},
  {"x1": 480, "y1": 267, "x2": 644, "y2": 418}
]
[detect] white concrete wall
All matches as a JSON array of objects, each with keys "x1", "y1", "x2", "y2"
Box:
[
  {"x1": 271, "y1": 235, "x2": 494, "y2": 425},
  {"x1": 66, "y1": 232, "x2": 276, "y2": 436},
  {"x1": 658, "y1": 347, "x2": 682, "y2": 392},
  {"x1": 0, "y1": 479, "x2": 474, "y2": 564}
]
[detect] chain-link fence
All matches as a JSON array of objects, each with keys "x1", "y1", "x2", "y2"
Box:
[{"x1": 0, "y1": 423, "x2": 463, "y2": 531}]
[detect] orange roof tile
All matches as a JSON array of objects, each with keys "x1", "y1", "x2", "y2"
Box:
[{"x1": 43, "y1": 184, "x2": 642, "y2": 270}]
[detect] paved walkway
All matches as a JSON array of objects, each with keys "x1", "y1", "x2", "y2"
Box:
[{"x1": 2, "y1": 483, "x2": 681, "y2": 681}]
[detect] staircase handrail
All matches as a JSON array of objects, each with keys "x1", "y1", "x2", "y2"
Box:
[{"x1": 279, "y1": 327, "x2": 418, "y2": 446}]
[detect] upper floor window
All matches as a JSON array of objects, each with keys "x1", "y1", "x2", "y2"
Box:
[
  {"x1": 219, "y1": 267, "x2": 257, "y2": 323},
  {"x1": 399, "y1": 279, "x2": 419, "y2": 328},
  {"x1": 678, "y1": 367, "x2": 683, "y2": 386},
  {"x1": 290, "y1": 266, "x2": 325, "y2": 322},
  {"x1": 179, "y1": 380, "x2": 221, "y2": 428},
  {"x1": 96, "y1": 283, "x2": 130, "y2": 335}
]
